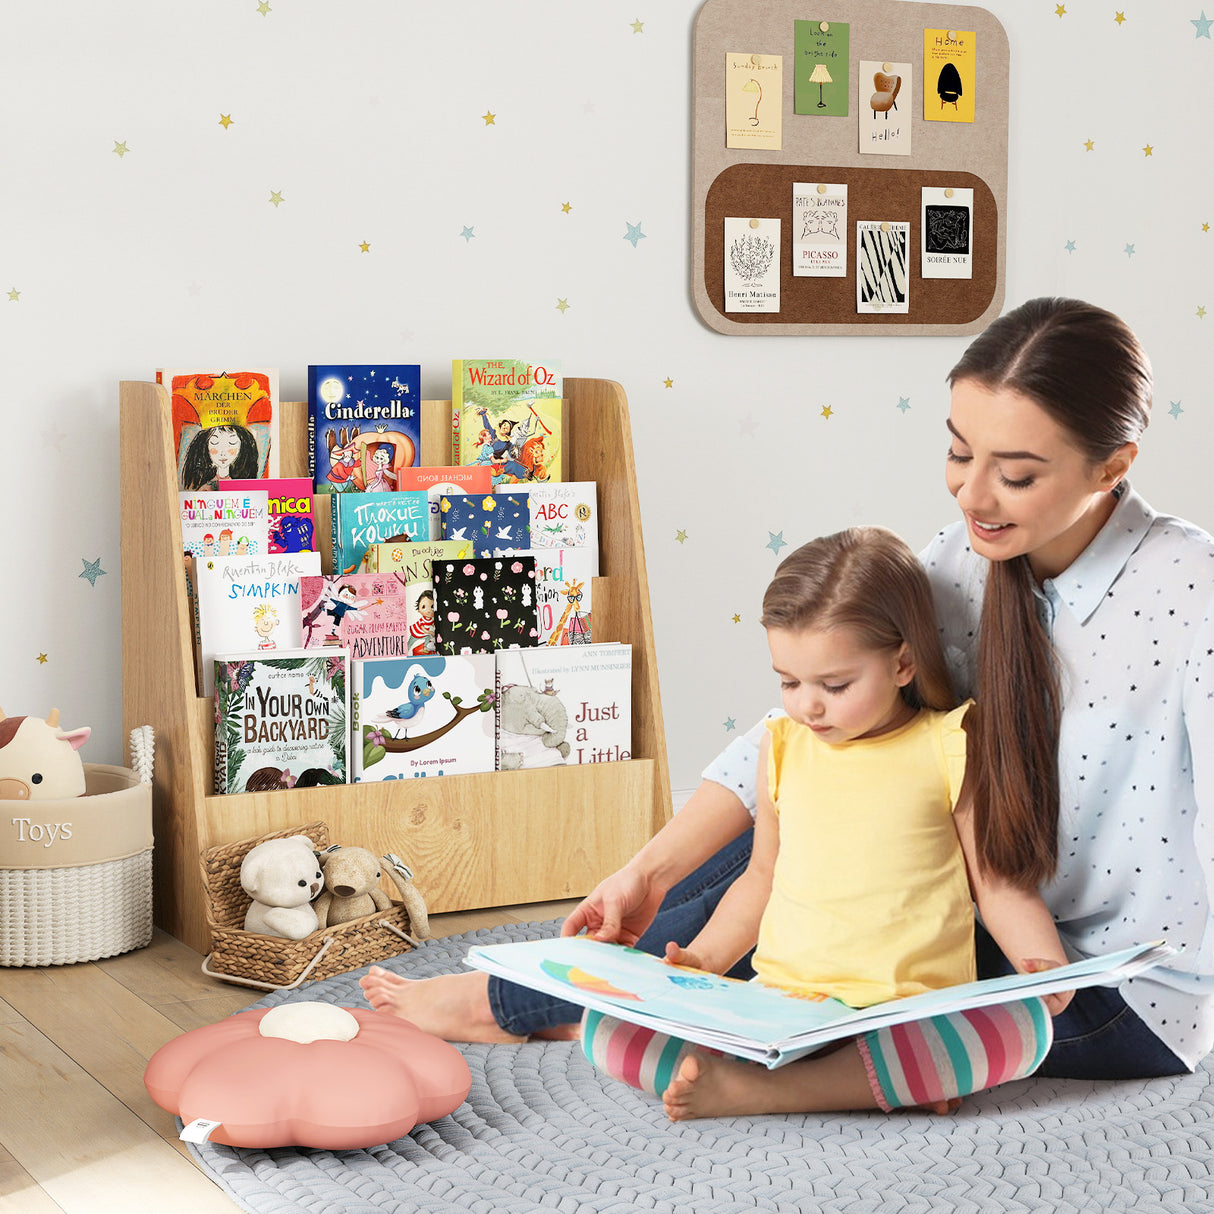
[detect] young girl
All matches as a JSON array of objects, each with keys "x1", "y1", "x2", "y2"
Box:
[{"x1": 582, "y1": 527, "x2": 1071, "y2": 1120}]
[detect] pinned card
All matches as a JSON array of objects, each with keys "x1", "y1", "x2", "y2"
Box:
[
  {"x1": 921, "y1": 187, "x2": 973, "y2": 279},
  {"x1": 924, "y1": 29, "x2": 976, "y2": 123},
  {"x1": 860, "y1": 60, "x2": 912, "y2": 156},
  {"x1": 856, "y1": 221, "x2": 910, "y2": 314},
  {"x1": 793, "y1": 20, "x2": 849, "y2": 116},
  {"x1": 725, "y1": 53, "x2": 782, "y2": 150},
  {"x1": 725, "y1": 217, "x2": 781, "y2": 313},
  {"x1": 792, "y1": 183, "x2": 847, "y2": 278}
]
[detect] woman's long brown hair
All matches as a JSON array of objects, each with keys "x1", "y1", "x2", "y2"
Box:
[{"x1": 947, "y1": 297, "x2": 1152, "y2": 887}]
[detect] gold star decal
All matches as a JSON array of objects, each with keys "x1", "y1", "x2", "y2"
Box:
[
  {"x1": 561, "y1": 201, "x2": 572, "y2": 213},
  {"x1": 663, "y1": 378, "x2": 673, "y2": 388},
  {"x1": 1114, "y1": 11, "x2": 1126, "y2": 23},
  {"x1": 675, "y1": 530, "x2": 688, "y2": 544},
  {"x1": 112, "y1": 140, "x2": 130, "y2": 158},
  {"x1": 257, "y1": 1, "x2": 271, "y2": 14},
  {"x1": 1143, "y1": 144, "x2": 1153, "y2": 156},
  {"x1": 556, "y1": 298, "x2": 570, "y2": 313},
  {"x1": 1204, "y1": 223, "x2": 1210, "y2": 233},
  {"x1": 7, "y1": 287, "x2": 19, "y2": 302},
  {"x1": 631, "y1": 19, "x2": 644, "y2": 33},
  {"x1": 820, "y1": 405, "x2": 834, "y2": 419},
  {"x1": 732, "y1": 614, "x2": 741, "y2": 624},
  {"x1": 269, "y1": 190, "x2": 284, "y2": 207},
  {"x1": 359, "y1": 240, "x2": 371, "y2": 252},
  {"x1": 1055, "y1": 4, "x2": 1066, "y2": 15},
  {"x1": 482, "y1": 111, "x2": 496, "y2": 125},
  {"x1": 1199, "y1": 306, "x2": 1208, "y2": 319},
  {"x1": 219, "y1": 114, "x2": 234, "y2": 129},
  {"x1": 37, "y1": 653, "x2": 48, "y2": 664},
  {"x1": 1084, "y1": 139, "x2": 1095, "y2": 151}
]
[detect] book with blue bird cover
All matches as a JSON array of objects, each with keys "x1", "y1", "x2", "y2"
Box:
[{"x1": 350, "y1": 653, "x2": 497, "y2": 780}]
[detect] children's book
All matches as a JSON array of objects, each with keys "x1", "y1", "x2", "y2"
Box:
[
  {"x1": 464, "y1": 937, "x2": 1177, "y2": 1069},
  {"x1": 526, "y1": 481, "x2": 598, "y2": 571},
  {"x1": 439, "y1": 490, "x2": 531, "y2": 555},
  {"x1": 178, "y1": 489, "x2": 270, "y2": 561},
  {"x1": 357, "y1": 540, "x2": 475, "y2": 656},
  {"x1": 196, "y1": 551, "x2": 322, "y2": 697},
  {"x1": 158, "y1": 368, "x2": 280, "y2": 490},
  {"x1": 432, "y1": 555, "x2": 539, "y2": 655},
  {"x1": 212, "y1": 649, "x2": 349, "y2": 794},
  {"x1": 518, "y1": 548, "x2": 595, "y2": 646},
  {"x1": 451, "y1": 360, "x2": 563, "y2": 484},
  {"x1": 299, "y1": 571, "x2": 412, "y2": 659},
  {"x1": 396, "y1": 465, "x2": 494, "y2": 539},
  {"x1": 330, "y1": 490, "x2": 429, "y2": 574},
  {"x1": 307, "y1": 364, "x2": 421, "y2": 495},
  {"x1": 495, "y1": 643, "x2": 630, "y2": 769},
  {"x1": 227, "y1": 477, "x2": 317, "y2": 553},
  {"x1": 351, "y1": 653, "x2": 497, "y2": 781}
]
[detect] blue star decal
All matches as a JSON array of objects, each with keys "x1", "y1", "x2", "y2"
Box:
[
  {"x1": 79, "y1": 557, "x2": 106, "y2": 586},
  {"x1": 1124, "y1": 243, "x2": 1136, "y2": 257},
  {"x1": 623, "y1": 221, "x2": 646, "y2": 248},
  {"x1": 1193, "y1": 11, "x2": 1213, "y2": 37},
  {"x1": 460, "y1": 226, "x2": 475, "y2": 242},
  {"x1": 1170, "y1": 401, "x2": 1184, "y2": 419},
  {"x1": 1064, "y1": 239, "x2": 1077, "y2": 253},
  {"x1": 766, "y1": 531, "x2": 788, "y2": 555},
  {"x1": 896, "y1": 396, "x2": 911, "y2": 413},
  {"x1": 723, "y1": 717, "x2": 737, "y2": 732}
]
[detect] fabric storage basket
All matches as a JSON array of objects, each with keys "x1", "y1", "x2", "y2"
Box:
[
  {"x1": 199, "y1": 821, "x2": 417, "y2": 991},
  {"x1": 0, "y1": 762, "x2": 154, "y2": 967}
]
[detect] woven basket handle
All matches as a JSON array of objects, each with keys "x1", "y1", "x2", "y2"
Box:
[
  {"x1": 199, "y1": 936, "x2": 336, "y2": 991},
  {"x1": 129, "y1": 725, "x2": 155, "y2": 784}
]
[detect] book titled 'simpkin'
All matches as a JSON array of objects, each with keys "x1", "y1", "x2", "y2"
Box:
[{"x1": 212, "y1": 649, "x2": 349, "y2": 794}]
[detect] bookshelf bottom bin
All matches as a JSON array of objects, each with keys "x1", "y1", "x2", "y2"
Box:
[
  {"x1": 0, "y1": 763, "x2": 153, "y2": 967},
  {"x1": 199, "y1": 822, "x2": 416, "y2": 992}
]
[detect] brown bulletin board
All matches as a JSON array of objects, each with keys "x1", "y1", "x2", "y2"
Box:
[{"x1": 691, "y1": 0, "x2": 1010, "y2": 336}]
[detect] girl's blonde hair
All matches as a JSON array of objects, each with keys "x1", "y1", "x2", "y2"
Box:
[{"x1": 760, "y1": 527, "x2": 956, "y2": 713}]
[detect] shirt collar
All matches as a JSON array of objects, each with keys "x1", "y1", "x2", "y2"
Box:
[{"x1": 1041, "y1": 483, "x2": 1156, "y2": 624}]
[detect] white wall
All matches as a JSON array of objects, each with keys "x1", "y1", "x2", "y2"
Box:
[{"x1": 3, "y1": 0, "x2": 1210, "y2": 800}]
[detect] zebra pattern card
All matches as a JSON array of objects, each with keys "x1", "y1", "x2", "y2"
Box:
[{"x1": 856, "y1": 221, "x2": 910, "y2": 314}]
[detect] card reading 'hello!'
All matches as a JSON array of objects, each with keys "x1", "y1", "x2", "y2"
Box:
[
  {"x1": 724, "y1": 218, "x2": 781, "y2": 313},
  {"x1": 859, "y1": 60, "x2": 912, "y2": 156}
]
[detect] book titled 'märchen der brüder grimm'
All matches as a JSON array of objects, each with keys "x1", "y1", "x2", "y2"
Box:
[{"x1": 465, "y1": 937, "x2": 1176, "y2": 1068}]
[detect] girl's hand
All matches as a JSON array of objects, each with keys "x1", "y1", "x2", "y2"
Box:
[
  {"x1": 1021, "y1": 957, "x2": 1075, "y2": 1016},
  {"x1": 663, "y1": 941, "x2": 706, "y2": 971}
]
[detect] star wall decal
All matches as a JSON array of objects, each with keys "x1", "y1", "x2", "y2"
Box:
[
  {"x1": 1084, "y1": 139, "x2": 1095, "y2": 151},
  {"x1": 79, "y1": 557, "x2": 106, "y2": 587},
  {"x1": 112, "y1": 140, "x2": 130, "y2": 158},
  {"x1": 675, "y1": 529, "x2": 688, "y2": 544},
  {"x1": 556, "y1": 298, "x2": 570, "y2": 313},
  {"x1": 624, "y1": 221, "x2": 646, "y2": 247},
  {"x1": 1193, "y1": 11, "x2": 1213, "y2": 38},
  {"x1": 723, "y1": 717, "x2": 736, "y2": 732},
  {"x1": 561, "y1": 202, "x2": 572, "y2": 213},
  {"x1": 1198, "y1": 306, "x2": 1208, "y2": 318},
  {"x1": 631, "y1": 19, "x2": 644, "y2": 33},
  {"x1": 1143, "y1": 144, "x2": 1154, "y2": 156},
  {"x1": 732, "y1": 614, "x2": 741, "y2": 624},
  {"x1": 1115, "y1": 11, "x2": 1126, "y2": 24},
  {"x1": 766, "y1": 531, "x2": 788, "y2": 555},
  {"x1": 820, "y1": 404, "x2": 834, "y2": 418},
  {"x1": 257, "y1": 0, "x2": 271, "y2": 13},
  {"x1": 359, "y1": 240, "x2": 371, "y2": 252},
  {"x1": 664, "y1": 378, "x2": 674, "y2": 388},
  {"x1": 482, "y1": 111, "x2": 496, "y2": 125},
  {"x1": 1065, "y1": 239, "x2": 1077, "y2": 252},
  {"x1": 897, "y1": 396, "x2": 911, "y2": 413},
  {"x1": 269, "y1": 190, "x2": 284, "y2": 207},
  {"x1": 1204, "y1": 223, "x2": 1211, "y2": 232},
  {"x1": 1055, "y1": 4, "x2": 1067, "y2": 16},
  {"x1": 37, "y1": 653, "x2": 48, "y2": 665},
  {"x1": 219, "y1": 114, "x2": 234, "y2": 129},
  {"x1": 1124, "y1": 243, "x2": 1136, "y2": 257},
  {"x1": 7, "y1": 287, "x2": 19, "y2": 301},
  {"x1": 1170, "y1": 401, "x2": 1184, "y2": 418},
  {"x1": 461, "y1": 226, "x2": 475, "y2": 242}
]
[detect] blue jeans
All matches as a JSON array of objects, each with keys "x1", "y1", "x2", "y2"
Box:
[
  {"x1": 489, "y1": 830, "x2": 756, "y2": 1035},
  {"x1": 491, "y1": 832, "x2": 1189, "y2": 1079}
]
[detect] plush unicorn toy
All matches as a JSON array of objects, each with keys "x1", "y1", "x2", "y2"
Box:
[{"x1": 0, "y1": 708, "x2": 91, "y2": 800}]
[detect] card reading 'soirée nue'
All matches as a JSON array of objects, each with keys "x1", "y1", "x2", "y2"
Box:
[
  {"x1": 924, "y1": 29, "x2": 976, "y2": 123},
  {"x1": 921, "y1": 187, "x2": 974, "y2": 279},
  {"x1": 725, "y1": 52, "x2": 782, "y2": 150},
  {"x1": 792, "y1": 183, "x2": 847, "y2": 278},
  {"x1": 724, "y1": 218, "x2": 781, "y2": 313}
]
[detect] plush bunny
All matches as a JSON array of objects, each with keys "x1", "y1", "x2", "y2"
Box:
[
  {"x1": 313, "y1": 846, "x2": 393, "y2": 928},
  {"x1": 240, "y1": 836, "x2": 323, "y2": 939}
]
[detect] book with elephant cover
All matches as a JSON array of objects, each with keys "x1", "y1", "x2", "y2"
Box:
[
  {"x1": 350, "y1": 654, "x2": 497, "y2": 781},
  {"x1": 464, "y1": 938, "x2": 1176, "y2": 1069},
  {"x1": 212, "y1": 649, "x2": 349, "y2": 794},
  {"x1": 494, "y1": 643, "x2": 631, "y2": 770}
]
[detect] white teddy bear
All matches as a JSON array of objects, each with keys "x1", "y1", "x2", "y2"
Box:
[{"x1": 240, "y1": 835, "x2": 323, "y2": 939}]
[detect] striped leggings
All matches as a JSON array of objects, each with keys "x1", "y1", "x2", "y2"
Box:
[{"x1": 582, "y1": 997, "x2": 1053, "y2": 1110}]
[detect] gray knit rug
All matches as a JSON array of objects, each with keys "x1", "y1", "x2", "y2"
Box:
[{"x1": 187, "y1": 919, "x2": 1214, "y2": 1213}]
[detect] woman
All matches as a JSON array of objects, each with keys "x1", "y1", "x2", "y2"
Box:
[{"x1": 363, "y1": 298, "x2": 1214, "y2": 1094}]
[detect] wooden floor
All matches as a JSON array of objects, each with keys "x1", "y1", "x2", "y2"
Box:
[{"x1": 0, "y1": 898, "x2": 578, "y2": 1214}]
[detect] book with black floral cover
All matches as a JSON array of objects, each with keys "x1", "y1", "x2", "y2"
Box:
[
  {"x1": 465, "y1": 938, "x2": 1176, "y2": 1069},
  {"x1": 431, "y1": 555, "x2": 539, "y2": 654},
  {"x1": 212, "y1": 649, "x2": 349, "y2": 794}
]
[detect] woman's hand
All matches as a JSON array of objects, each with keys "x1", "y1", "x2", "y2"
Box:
[
  {"x1": 560, "y1": 865, "x2": 666, "y2": 946},
  {"x1": 1021, "y1": 957, "x2": 1075, "y2": 1016}
]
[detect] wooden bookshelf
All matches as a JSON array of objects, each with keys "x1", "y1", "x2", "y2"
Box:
[{"x1": 120, "y1": 379, "x2": 672, "y2": 954}]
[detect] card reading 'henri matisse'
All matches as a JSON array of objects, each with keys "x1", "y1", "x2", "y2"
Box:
[
  {"x1": 856, "y1": 221, "x2": 910, "y2": 314},
  {"x1": 724, "y1": 218, "x2": 781, "y2": 313}
]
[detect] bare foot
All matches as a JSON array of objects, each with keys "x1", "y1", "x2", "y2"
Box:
[
  {"x1": 662, "y1": 1052, "x2": 773, "y2": 1121},
  {"x1": 359, "y1": 966, "x2": 527, "y2": 1043}
]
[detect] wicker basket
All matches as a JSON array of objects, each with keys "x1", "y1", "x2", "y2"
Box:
[
  {"x1": 0, "y1": 762, "x2": 154, "y2": 967},
  {"x1": 199, "y1": 822, "x2": 417, "y2": 990}
]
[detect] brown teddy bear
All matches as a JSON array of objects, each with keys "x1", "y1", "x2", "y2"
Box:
[{"x1": 313, "y1": 846, "x2": 393, "y2": 928}]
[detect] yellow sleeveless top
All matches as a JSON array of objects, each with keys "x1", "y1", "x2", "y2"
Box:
[{"x1": 753, "y1": 703, "x2": 975, "y2": 1008}]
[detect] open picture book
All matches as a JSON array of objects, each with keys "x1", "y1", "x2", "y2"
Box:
[{"x1": 464, "y1": 936, "x2": 1176, "y2": 1068}]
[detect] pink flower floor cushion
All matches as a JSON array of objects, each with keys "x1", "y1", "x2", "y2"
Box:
[{"x1": 144, "y1": 1002, "x2": 471, "y2": 1149}]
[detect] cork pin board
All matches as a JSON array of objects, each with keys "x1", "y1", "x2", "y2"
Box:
[{"x1": 692, "y1": 0, "x2": 1009, "y2": 336}]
